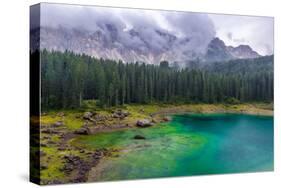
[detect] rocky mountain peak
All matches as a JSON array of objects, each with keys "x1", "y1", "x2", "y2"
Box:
[
  {"x1": 205, "y1": 37, "x2": 233, "y2": 62},
  {"x1": 205, "y1": 37, "x2": 260, "y2": 62},
  {"x1": 228, "y1": 44, "x2": 260, "y2": 59}
]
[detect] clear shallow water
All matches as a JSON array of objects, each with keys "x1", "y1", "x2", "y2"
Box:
[{"x1": 77, "y1": 114, "x2": 273, "y2": 181}]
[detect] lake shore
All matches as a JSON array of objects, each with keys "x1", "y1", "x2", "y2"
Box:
[
  {"x1": 151, "y1": 103, "x2": 273, "y2": 118},
  {"x1": 66, "y1": 103, "x2": 274, "y2": 137},
  {"x1": 38, "y1": 102, "x2": 273, "y2": 184}
]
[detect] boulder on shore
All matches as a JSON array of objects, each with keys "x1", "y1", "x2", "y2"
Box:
[
  {"x1": 151, "y1": 118, "x2": 158, "y2": 123},
  {"x1": 57, "y1": 112, "x2": 65, "y2": 117},
  {"x1": 41, "y1": 128, "x2": 59, "y2": 134},
  {"x1": 40, "y1": 164, "x2": 48, "y2": 170},
  {"x1": 83, "y1": 112, "x2": 93, "y2": 120},
  {"x1": 74, "y1": 127, "x2": 91, "y2": 135},
  {"x1": 53, "y1": 121, "x2": 63, "y2": 127},
  {"x1": 60, "y1": 154, "x2": 82, "y2": 174},
  {"x1": 163, "y1": 116, "x2": 171, "y2": 122},
  {"x1": 136, "y1": 119, "x2": 154, "y2": 128},
  {"x1": 112, "y1": 109, "x2": 130, "y2": 119},
  {"x1": 40, "y1": 150, "x2": 46, "y2": 157},
  {"x1": 94, "y1": 114, "x2": 107, "y2": 121}
]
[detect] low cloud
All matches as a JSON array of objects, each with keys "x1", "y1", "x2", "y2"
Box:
[
  {"x1": 210, "y1": 14, "x2": 273, "y2": 55},
  {"x1": 39, "y1": 3, "x2": 216, "y2": 54},
  {"x1": 33, "y1": 3, "x2": 273, "y2": 56}
]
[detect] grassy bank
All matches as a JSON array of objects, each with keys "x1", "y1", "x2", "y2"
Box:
[{"x1": 41, "y1": 102, "x2": 273, "y2": 129}]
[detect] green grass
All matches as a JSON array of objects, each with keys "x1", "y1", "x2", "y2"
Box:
[
  {"x1": 63, "y1": 113, "x2": 84, "y2": 130},
  {"x1": 40, "y1": 101, "x2": 273, "y2": 131},
  {"x1": 40, "y1": 145, "x2": 90, "y2": 182},
  {"x1": 40, "y1": 147, "x2": 65, "y2": 181},
  {"x1": 40, "y1": 114, "x2": 61, "y2": 125},
  {"x1": 40, "y1": 111, "x2": 84, "y2": 130}
]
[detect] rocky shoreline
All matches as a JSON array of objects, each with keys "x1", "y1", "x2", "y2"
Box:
[{"x1": 39, "y1": 108, "x2": 160, "y2": 184}]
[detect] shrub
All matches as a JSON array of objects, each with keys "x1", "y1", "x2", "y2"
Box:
[{"x1": 224, "y1": 97, "x2": 240, "y2": 105}]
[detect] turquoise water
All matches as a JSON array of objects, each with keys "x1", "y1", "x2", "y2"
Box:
[{"x1": 77, "y1": 114, "x2": 273, "y2": 181}]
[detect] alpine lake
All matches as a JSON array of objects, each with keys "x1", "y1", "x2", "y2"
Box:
[{"x1": 73, "y1": 113, "x2": 273, "y2": 181}]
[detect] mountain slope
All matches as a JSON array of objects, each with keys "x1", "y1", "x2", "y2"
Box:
[
  {"x1": 32, "y1": 26, "x2": 261, "y2": 66},
  {"x1": 204, "y1": 55, "x2": 273, "y2": 74}
]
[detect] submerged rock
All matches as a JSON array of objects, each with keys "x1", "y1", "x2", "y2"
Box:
[
  {"x1": 136, "y1": 119, "x2": 154, "y2": 128},
  {"x1": 133, "y1": 135, "x2": 146, "y2": 139}
]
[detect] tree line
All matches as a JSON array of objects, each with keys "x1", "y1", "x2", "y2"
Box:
[{"x1": 38, "y1": 50, "x2": 273, "y2": 111}]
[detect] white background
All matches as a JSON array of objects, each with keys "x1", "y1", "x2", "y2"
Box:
[{"x1": 0, "y1": 0, "x2": 280, "y2": 187}]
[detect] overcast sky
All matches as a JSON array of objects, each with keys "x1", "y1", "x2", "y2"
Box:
[
  {"x1": 39, "y1": 3, "x2": 274, "y2": 56},
  {"x1": 209, "y1": 14, "x2": 273, "y2": 55}
]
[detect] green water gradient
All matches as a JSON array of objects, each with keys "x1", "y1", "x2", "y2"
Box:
[{"x1": 76, "y1": 114, "x2": 273, "y2": 181}]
